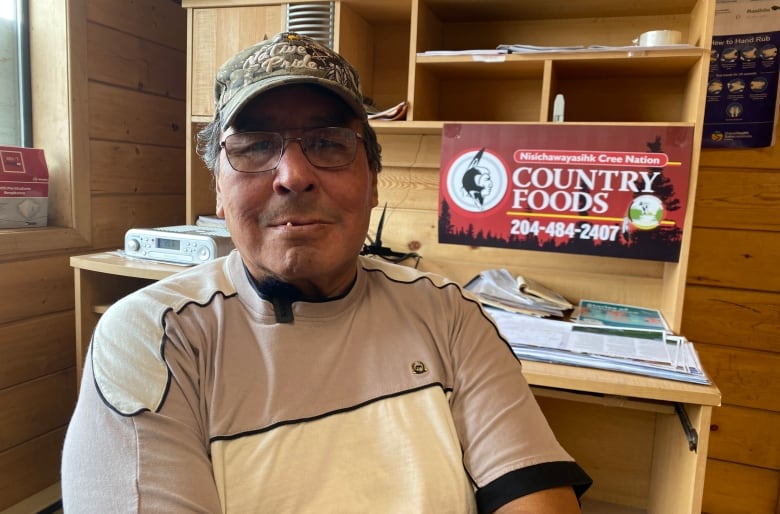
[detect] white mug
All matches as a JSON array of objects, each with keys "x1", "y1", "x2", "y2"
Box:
[{"x1": 635, "y1": 30, "x2": 682, "y2": 47}]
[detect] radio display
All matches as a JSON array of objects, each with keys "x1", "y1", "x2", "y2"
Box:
[{"x1": 156, "y1": 238, "x2": 180, "y2": 251}]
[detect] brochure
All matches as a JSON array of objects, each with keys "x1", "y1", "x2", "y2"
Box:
[{"x1": 576, "y1": 299, "x2": 670, "y2": 332}]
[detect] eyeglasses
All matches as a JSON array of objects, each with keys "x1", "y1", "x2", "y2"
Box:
[{"x1": 220, "y1": 127, "x2": 364, "y2": 173}]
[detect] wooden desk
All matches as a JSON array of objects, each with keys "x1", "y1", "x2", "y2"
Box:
[
  {"x1": 526, "y1": 362, "x2": 720, "y2": 513},
  {"x1": 70, "y1": 251, "x2": 720, "y2": 514}
]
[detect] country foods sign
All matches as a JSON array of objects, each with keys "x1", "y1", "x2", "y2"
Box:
[{"x1": 438, "y1": 124, "x2": 694, "y2": 262}]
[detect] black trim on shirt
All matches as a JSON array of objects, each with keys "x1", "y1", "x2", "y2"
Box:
[{"x1": 476, "y1": 461, "x2": 593, "y2": 513}]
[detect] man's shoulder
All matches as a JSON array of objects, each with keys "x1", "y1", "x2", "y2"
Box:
[
  {"x1": 89, "y1": 255, "x2": 238, "y2": 416},
  {"x1": 145, "y1": 254, "x2": 236, "y2": 302},
  {"x1": 358, "y1": 255, "x2": 457, "y2": 289}
]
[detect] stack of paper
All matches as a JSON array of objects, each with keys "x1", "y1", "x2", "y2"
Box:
[{"x1": 485, "y1": 304, "x2": 709, "y2": 385}]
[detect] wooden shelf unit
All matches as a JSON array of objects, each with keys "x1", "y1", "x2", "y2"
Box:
[
  {"x1": 178, "y1": 2, "x2": 718, "y2": 512},
  {"x1": 182, "y1": 0, "x2": 714, "y2": 333}
]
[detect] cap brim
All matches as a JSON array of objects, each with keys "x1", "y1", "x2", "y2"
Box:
[{"x1": 219, "y1": 75, "x2": 367, "y2": 131}]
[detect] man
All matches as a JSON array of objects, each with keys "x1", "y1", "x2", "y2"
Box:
[{"x1": 62, "y1": 32, "x2": 591, "y2": 512}]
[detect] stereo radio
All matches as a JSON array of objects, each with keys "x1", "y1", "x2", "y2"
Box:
[{"x1": 124, "y1": 225, "x2": 234, "y2": 265}]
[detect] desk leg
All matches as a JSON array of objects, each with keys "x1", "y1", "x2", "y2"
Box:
[{"x1": 72, "y1": 267, "x2": 92, "y2": 385}]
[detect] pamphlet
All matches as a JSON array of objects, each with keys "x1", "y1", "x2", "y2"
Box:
[{"x1": 576, "y1": 299, "x2": 670, "y2": 332}]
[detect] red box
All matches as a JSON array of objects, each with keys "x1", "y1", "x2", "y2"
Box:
[{"x1": 0, "y1": 146, "x2": 49, "y2": 228}]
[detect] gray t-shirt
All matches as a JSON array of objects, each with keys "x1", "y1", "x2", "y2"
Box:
[{"x1": 62, "y1": 252, "x2": 590, "y2": 512}]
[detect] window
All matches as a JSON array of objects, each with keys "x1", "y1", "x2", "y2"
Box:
[
  {"x1": 0, "y1": 0, "x2": 90, "y2": 258},
  {"x1": 0, "y1": 0, "x2": 31, "y2": 147}
]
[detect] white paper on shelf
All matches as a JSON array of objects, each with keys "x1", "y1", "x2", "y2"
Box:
[{"x1": 485, "y1": 307, "x2": 710, "y2": 384}]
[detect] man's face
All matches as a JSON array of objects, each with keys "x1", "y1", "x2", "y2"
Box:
[{"x1": 216, "y1": 84, "x2": 378, "y2": 298}]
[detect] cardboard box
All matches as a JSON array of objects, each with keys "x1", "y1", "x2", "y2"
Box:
[{"x1": 0, "y1": 146, "x2": 49, "y2": 228}]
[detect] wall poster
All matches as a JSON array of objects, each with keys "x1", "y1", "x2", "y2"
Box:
[
  {"x1": 703, "y1": 0, "x2": 780, "y2": 148},
  {"x1": 438, "y1": 124, "x2": 695, "y2": 262}
]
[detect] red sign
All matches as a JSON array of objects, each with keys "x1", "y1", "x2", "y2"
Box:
[{"x1": 438, "y1": 124, "x2": 694, "y2": 262}]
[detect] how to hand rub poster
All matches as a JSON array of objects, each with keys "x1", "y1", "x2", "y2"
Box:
[
  {"x1": 438, "y1": 124, "x2": 694, "y2": 262},
  {"x1": 703, "y1": 0, "x2": 780, "y2": 148}
]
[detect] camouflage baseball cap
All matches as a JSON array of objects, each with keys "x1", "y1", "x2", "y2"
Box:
[{"x1": 214, "y1": 32, "x2": 366, "y2": 130}]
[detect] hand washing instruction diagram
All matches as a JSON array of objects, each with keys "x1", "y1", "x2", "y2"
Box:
[{"x1": 703, "y1": 0, "x2": 780, "y2": 148}]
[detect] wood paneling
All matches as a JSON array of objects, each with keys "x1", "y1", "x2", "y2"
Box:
[
  {"x1": 0, "y1": 256, "x2": 74, "y2": 324},
  {"x1": 697, "y1": 343, "x2": 780, "y2": 412},
  {"x1": 88, "y1": 82, "x2": 186, "y2": 148},
  {"x1": 0, "y1": 370, "x2": 76, "y2": 451},
  {"x1": 687, "y1": 228, "x2": 780, "y2": 292},
  {"x1": 87, "y1": 23, "x2": 186, "y2": 99},
  {"x1": 682, "y1": 285, "x2": 779, "y2": 353},
  {"x1": 90, "y1": 195, "x2": 186, "y2": 249},
  {"x1": 90, "y1": 140, "x2": 186, "y2": 195},
  {"x1": 0, "y1": 312, "x2": 75, "y2": 389},
  {"x1": 190, "y1": 6, "x2": 284, "y2": 117},
  {"x1": 0, "y1": 1, "x2": 187, "y2": 509},
  {"x1": 700, "y1": 144, "x2": 780, "y2": 170},
  {"x1": 702, "y1": 459, "x2": 780, "y2": 514},
  {"x1": 687, "y1": 142, "x2": 780, "y2": 512},
  {"x1": 708, "y1": 405, "x2": 780, "y2": 470},
  {"x1": 86, "y1": 0, "x2": 187, "y2": 50},
  {"x1": 0, "y1": 429, "x2": 66, "y2": 509},
  {"x1": 693, "y1": 168, "x2": 780, "y2": 231}
]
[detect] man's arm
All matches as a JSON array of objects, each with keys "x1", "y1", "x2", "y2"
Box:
[
  {"x1": 494, "y1": 486, "x2": 582, "y2": 514},
  {"x1": 62, "y1": 351, "x2": 222, "y2": 512}
]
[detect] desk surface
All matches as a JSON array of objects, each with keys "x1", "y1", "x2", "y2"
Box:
[
  {"x1": 71, "y1": 251, "x2": 187, "y2": 280},
  {"x1": 71, "y1": 251, "x2": 721, "y2": 408}
]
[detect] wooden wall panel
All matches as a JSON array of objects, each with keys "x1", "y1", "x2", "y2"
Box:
[
  {"x1": 708, "y1": 405, "x2": 780, "y2": 470},
  {"x1": 0, "y1": 2, "x2": 187, "y2": 509},
  {"x1": 688, "y1": 149, "x2": 780, "y2": 514},
  {"x1": 86, "y1": 0, "x2": 186, "y2": 51},
  {"x1": 376, "y1": 166, "x2": 440, "y2": 211},
  {"x1": 685, "y1": 139, "x2": 779, "y2": 512},
  {"x1": 702, "y1": 459, "x2": 780, "y2": 514},
  {"x1": 687, "y1": 228, "x2": 780, "y2": 291},
  {"x1": 697, "y1": 343, "x2": 780, "y2": 412},
  {"x1": 90, "y1": 195, "x2": 186, "y2": 249},
  {"x1": 379, "y1": 133, "x2": 443, "y2": 168},
  {"x1": 88, "y1": 82, "x2": 186, "y2": 149},
  {"x1": 0, "y1": 256, "x2": 74, "y2": 324},
  {"x1": 682, "y1": 285, "x2": 779, "y2": 353},
  {"x1": 0, "y1": 429, "x2": 66, "y2": 509},
  {"x1": 90, "y1": 140, "x2": 186, "y2": 195},
  {"x1": 0, "y1": 370, "x2": 76, "y2": 452},
  {"x1": 700, "y1": 144, "x2": 780, "y2": 169},
  {"x1": 693, "y1": 168, "x2": 780, "y2": 231},
  {"x1": 87, "y1": 23, "x2": 186, "y2": 99},
  {"x1": 190, "y1": 6, "x2": 284, "y2": 117},
  {"x1": 0, "y1": 312, "x2": 75, "y2": 389}
]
